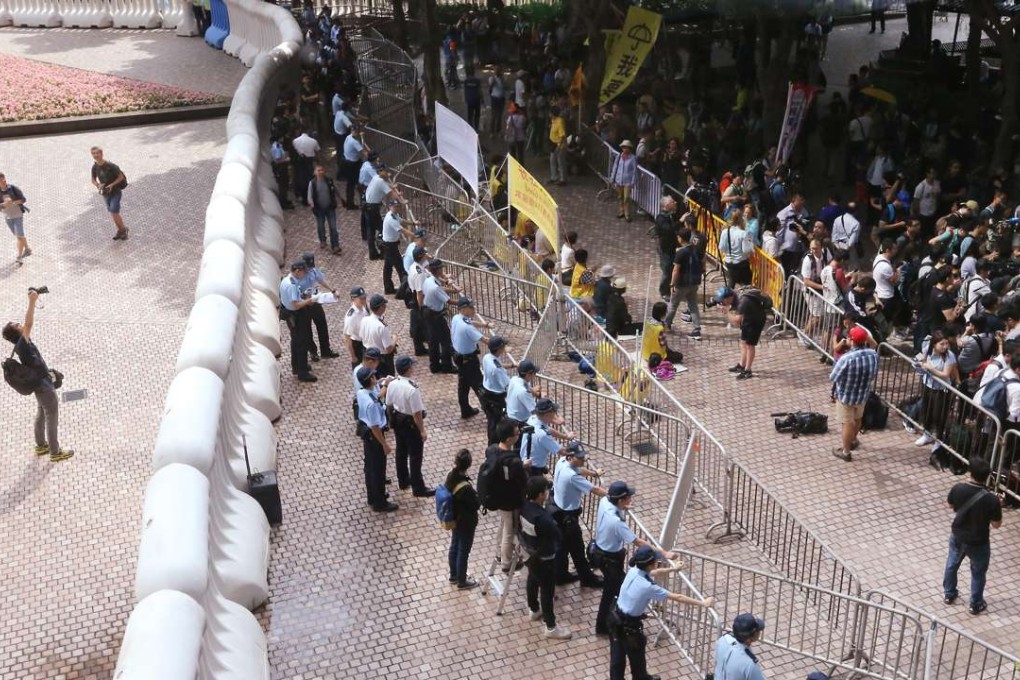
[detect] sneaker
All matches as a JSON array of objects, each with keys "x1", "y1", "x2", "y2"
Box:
[
  {"x1": 688, "y1": 330, "x2": 702, "y2": 341},
  {"x1": 943, "y1": 594, "x2": 957, "y2": 605},
  {"x1": 969, "y1": 601, "x2": 987, "y2": 615},
  {"x1": 544, "y1": 625, "x2": 572, "y2": 640},
  {"x1": 727, "y1": 364, "x2": 744, "y2": 373},
  {"x1": 34, "y1": 444, "x2": 49, "y2": 455},
  {"x1": 529, "y1": 609, "x2": 544, "y2": 622},
  {"x1": 914, "y1": 433, "x2": 935, "y2": 446},
  {"x1": 736, "y1": 369, "x2": 753, "y2": 380},
  {"x1": 798, "y1": 334, "x2": 812, "y2": 348},
  {"x1": 449, "y1": 576, "x2": 458, "y2": 584},
  {"x1": 903, "y1": 421, "x2": 917, "y2": 434},
  {"x1": 851, "y1": 439, "x2": 860, "y2": 451},
  {"x1": 21, "y1": 248, "x2": 32, "y2": 258},
  {"x1": 15, "y1": 256, "x2": 23, "y2": 266},
  {"x1": 679, "y1": 312, "x2": 693, "y2": 323},
  {"x1": 457, "y1": 578, "x2": 479, "y2": 590},
  {"x1": 49, "y1": 448, "x2": 74, "y2": 462},
  {"x1": 831, "y1": 447, "x2": 852, "y2": 462}
]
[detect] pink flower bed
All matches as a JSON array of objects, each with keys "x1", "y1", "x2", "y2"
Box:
[{"x1": 0, "y1": 54, "x2": 225, "y2": 123}]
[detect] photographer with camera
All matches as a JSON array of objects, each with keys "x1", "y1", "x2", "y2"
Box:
[
  {"x1": 3, "y1": 288, "x2": 73, "y2": 462},
  {"x1": 776, "y1": 192, "x2": 810, "y2": 277},
  {"x1": 89, "y1": 146, "x2": 129, "y2": 241}
]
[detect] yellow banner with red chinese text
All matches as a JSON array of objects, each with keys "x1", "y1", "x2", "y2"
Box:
[
  {"x1": 507, "y1": 154, "x2": 558, "y2": 255},
  {"x1": 599, "y1": 6, "x2": 662, "y2": 106}
]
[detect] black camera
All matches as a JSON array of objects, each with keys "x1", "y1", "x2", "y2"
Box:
[
  {"x1": 705, "y1": 298, "x2": 722, "y2": 309},
  {"x1": 519, "y1": 425, "x2": 535, "y2": 434},
  {"x1": 28, "y1": 286, "x2": 49, "y2": 295}
]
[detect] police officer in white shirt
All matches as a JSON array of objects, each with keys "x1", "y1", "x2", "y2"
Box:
[
  {"x1": 385, "y1": 355, "x2": 435, "y2": 497},
  {"x1": 381, "y1": 200, "x2": 414, "y2": 295},
  {"x1": 365, "y1": 165, "x2": 397, "y2": 260},
  {"x1": 519, "y1": 398, "x2": 565, "y2": 478},
  {"x1": 356, "y1": 367, "x2": 398, "y2": 512},
  {"x1": 360, "y1": 294, "x2": 397, "y2": 377},
  {"x1": 713, "y1": 614, "x2": 767, "y2": 680},
  {"x1": 291, "y1": 130, "x2": 319, "y2": 206},
  {"x1": 406, "y1": 246, "x2": 431, "y2": 356},
  {"x1": 421, "y1": 259, "x2": 458, "y2": 373},
  {"x1": 481, "y1": 336, "x2": 514, "y2": 443},
  {"x1": 343, "y1": 287, "x2": 370, "y2": 368},
  {"x1": 403, "y1": 229, "x2": 427, "y2": 273},
  {"x1": 357, "y1": 151, "x2": 379, "y2": 240},
  {"x1": 341, "y1": 127, "x2": 368, "y2": 212},
  {"x1": 451, "y1": 297, "x2": 492, "y2": 418},
  {"x1": 333, "y1": 101, "x2": 354, "y2": 167}
]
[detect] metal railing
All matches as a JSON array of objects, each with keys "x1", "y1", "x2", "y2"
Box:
[
  {"x1": 443, "y1": 261, "x2": 544, "y2": 332},
  {"x1": 992, "y1": 429, "x2": 1020, "y2": 508},
  {"x1": 874, "y1": 342, "x2": 1002, "y2": 466},
  {"x1": 772, "y1": 275, "x2": 845, "y2": 358}
]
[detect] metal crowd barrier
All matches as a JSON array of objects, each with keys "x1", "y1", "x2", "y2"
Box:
[
  {"x1": 114, "y1": 4, "x2": 302, "y2": 676},
  {"x1": 863, "y1": 589, "x2": 1020, "y2": 679},
  {"x1": 633, "y1": 164, "x2": 663, "y2": 218},
  {"x1": 522, "y1": 285, "x2": 559, "y2": 366},
  {"x1": 874, "y1": 342, "x2": 1002, "y2": 466},
  {"x1": 773, "y1": 275, "x2": 844, "y2": 358},
  {"x1": 990, "y1": 429, "x2": 1020, "y2": 508},
  {"x1": 680, "y1": 551, "x2": 927, "y2": 680},
  {"x1": 443, "y1": 261, "x2": 544, "y2": 332}
]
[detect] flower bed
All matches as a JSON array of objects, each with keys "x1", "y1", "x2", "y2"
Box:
[{"x1": 0, "y1": 54, "x2": 226, "y2": 123}]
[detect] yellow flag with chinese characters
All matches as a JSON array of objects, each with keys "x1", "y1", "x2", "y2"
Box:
[{"x1": 599, "y1": 6, "x2": 662, "y2": 106}]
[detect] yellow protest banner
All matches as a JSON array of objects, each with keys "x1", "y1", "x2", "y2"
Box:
[
  {"x1": 599, "y1": 6, "x2": 662, "y2": 106},
  {"x1": 507, "y1": 154, "x2": 558, "y2": 255}
]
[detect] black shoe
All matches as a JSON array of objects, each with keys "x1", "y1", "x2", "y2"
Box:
[
  {"x1": 398, "y1": 483, "x2": 411, "y2": 491},
  {"x1": 322, "y1": 350, "x2": 341, "y2": 359},
  {"x1": 969, "y1": 601, "x2": 987, "y2": 615},
  {"x1": 580, "y1": 577, "x2": 604, "y2": 588},
  {"x1": 310, "y1": 353, "x2": 320, "y2": 362},
  {"x1": 944, "y1": 594, "x2": 958, "y2": 605},
  {"x1": 736, "y1": 369, "x2": 753, "y2": 380},
  {"x1": 297, "y1": 373, "x2": 318, "y2": 383},
  {"x1": 595, "y1": 629, "x2": 610, "y2": 637},
  {"x1": 501, "y1": 561, "x2": 525, "y2": 574},
  {"x1": 372, "y1": 502, "x2": 399, "y2": 512},
  {"x1": 385, "y1": 478, "x2": 392, "y2": 485},
  {"x1": 728, "y1": 364, "x2": 744, "y2": 373},
  {"x1": 369, "y1": 255, "x2": 383, "y2": 261},
  {"x1": 556, "y1": 573, "x2": 580, "y2": 585},
  {"x1": 414, "y1": 347, "x2": 429, "y2": 356},
  {"x1": 384, "y1": 288, "x2": 397, "y2": 295},
  {"x1": 440, "y1": 367, "x2": 458, "y2": 374},
  {"x1": 449, "y1": 576, "x2": 458, "y2": 584},
  {"x1": 457, "y1": 578, "x2": 479, "y2": 590},
  {"x1": 413, "y1": 488, "x2": 437, "y2": 498},
  {"x1": 461, "y1": 408, "x2": 480, "y2": 419}
]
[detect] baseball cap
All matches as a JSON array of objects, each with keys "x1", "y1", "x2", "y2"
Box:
[
  {"x1": 713, "y1": 286, "x2": 735, "y2": 303},
  {"x1": 895, "y1": 189, "x2": 911, "y2": 205},
  {"x1": 631, "y1": 545, "x2": 658, "y2": 566},
  {"x1": 518, "y1": 359, "x2": 539, "y2": 376},
  {"x1": 488, "y1": 336, "x2": 506, "y2": 352},
  {"x1": 301, "y1": 252, "x2": 315, "y2": 267},
  {"x1": 426, "y1": 258, "x2": 444, "y2": 269},
  {"x1": 565, "y1": 441, "x2": 587, "y2": 459},
  {"x1": 612, "y1": 277, "x2": 628, "y2": 290},
  {"x1": 350, "y1": 286, "x2": 366, "y2": 298},
  {"x1": 533, "y1": 398, "x2": 558, "y2": 414},
  {"x1": 732, "y1": 613, "x2": 765, "y2": 640},
  {"x1": 369, "y1": 293, "x2": 388, "y2": 310},
  {"x1": 413, "y1": 229, "x2": 427, "y2": 239},
  {"x1": 395, "y1": 355, "x2": 415, "y2": 372},
  {"x1": 412, "y1": 246, "x2": 427, "y2": 261},
  {"x1": 290, "y1": 259, "x2": 308, "y2": 271},
  {"x1": 356, "y1": 366, "x2": 376, "y2": 387},
  {"x1": 387, "y1": 198, "x2": 401, "y2": 206},
  {"x1": 607, "y1": 481, "x2": 636, "y2": 500},
  {"x1": 965, "y1": 199, "x2": 980, "y2": 212},
  {"x1": 457, "y1": 297, "x2": 475, "y2": 309},
  {"x1": 849, "y1": 327, "x2": 869, "y2": 344},
  {"x1": 367, "y1": 151, "x2": 380, "y2": 161},
  {"x1": 363, "y1": 347, "x2": 382, "y2": 360}
]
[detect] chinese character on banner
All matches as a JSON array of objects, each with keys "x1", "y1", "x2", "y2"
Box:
[{"x1": 599, "y1": 6, "x2": 662, "y2": 106}]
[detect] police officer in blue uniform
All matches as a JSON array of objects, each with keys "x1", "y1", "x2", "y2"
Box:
[
  {"x1": 480, "y1": 336, "x2": 513, "y2": 443},
  {"x1": 611, "y1": 546, "x2": 716, "y2": 680},
  {"x1": 593, "y1": 482, "x2": 679, "y2": 636},
  {"x1": 279, "y1": 260, "x2": 319, "y2": 383},
  {"x1": 451, "y1": 297, "x2": 492, "y2": 419},
  {"x1": 519, "y1": 476, "x2": 572, "y2": 640},
  {"x1": 356, "y1": 366, "x2": 398, "y2": 512},
  {"x1": 520, "y1": 398, "x2": 565, "y2": 478},
  {"x1": 714, "y1": 614, "x2": 767, "y2": 680},
  {"x1": 403, "y1": 228, "x2": 427, "y2": 273},
  {"x1": 351, "y1": 347, "x2": 381, "y2": 422},
  {"x1": 506, "y1": 359, "x2": 540, "y2": 426},
  {"x1": 298, "y1": 252, "x2": 341, "y2": 362},
  {"x1": 421, "y1": 259, "x2": 458, "y2": 373},
  {"x1": 552, "y1": 443, "x2": 606, "y2": 586}
]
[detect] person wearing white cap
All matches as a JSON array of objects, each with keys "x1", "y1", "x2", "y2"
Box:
[
  {"x1": 593, "y1": 264, "x2": 616, "y2": 318},
  {"x1": 605, "y1": 277, "x2": 642, "y2": 339},
  {"x1": 610, "y1": 140, "x2": 637, "y2": 222}
]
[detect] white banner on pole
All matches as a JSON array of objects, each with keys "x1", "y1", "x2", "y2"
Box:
[
  {"x1": 775, "y1": 82, "x2": 820, "y2": 166},
  {"x1": 435, "y1": 102, "x2": 479, "y2": 197}
]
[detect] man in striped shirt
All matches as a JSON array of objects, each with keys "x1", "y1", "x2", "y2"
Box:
[{"x1": 830, "y1": 326, "x2": 879, "y2": 462}]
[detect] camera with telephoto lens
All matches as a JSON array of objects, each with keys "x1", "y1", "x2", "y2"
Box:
[
  {"x1": 988, "y1": 218, "x2": 1020, "y2": 256},
  {"x1": 519, "y1": 425, "x2": 535, "y2": 434},
  {"x1": 28, "y1": 286, "x2": 49, "y2": 295},
  {"x1": 705, "y1": 298, "x2": 723, "y2": 309}
]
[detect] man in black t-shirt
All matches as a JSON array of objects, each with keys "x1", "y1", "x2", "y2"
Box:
[
  {"x1": 717, "y1": 285, "x2": 768, "y2": 380},
  {"x1": 654, "y1": 197, "x2": 679, "y2": 297},
  {"x1": 2, "y1": 289, "x2": 73, "y2": 462},
  {"x1": 943, "y1": 457, "x2": 1002, "y2": 615},
  {"x1": 90, "y1": 146, "x2": 129, "y2": 241},
  {"x1": 914, "y1": 266, "x2": 960, "y2": 353}
]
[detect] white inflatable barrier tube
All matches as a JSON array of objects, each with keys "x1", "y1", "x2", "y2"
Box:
[{"x1": 113, "y1": 590, "x2": 205, "y2": 680}]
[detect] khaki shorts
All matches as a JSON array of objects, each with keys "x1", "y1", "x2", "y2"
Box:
[{"x1": 836, "y1": 401, "x2": 865, "y2": 425}]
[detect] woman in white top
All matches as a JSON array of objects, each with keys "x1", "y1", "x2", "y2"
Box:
[
  {"x1": 917, "y1": 330, "x2": 959, "y2": 447},
  {"x1": 559, "y1": 231, "x2": 578, "y2": 284}
]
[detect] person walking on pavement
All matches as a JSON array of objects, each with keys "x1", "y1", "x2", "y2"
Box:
[
  {"x1": 360, "y1": 294, "x2": 398, "y2": 377},
  {"x1": 611, "y1": 546, "x2": 716, "y2": 680},
  {"x1": 714, "y1": 614, "x2": 767, "y2": 680},
  {"x1": 943, "y1": 457, "x2": 1002, "y2": 615},
  {"x1": 488, "y1": 64, "x2": 506, "y2": 135},
  {"x1": 356, "y1": 367, "x2": 397, "y2": 512},
  {"x1": 297, "y1": 252, "x2": 341, "y2": 363},
  {"x1": 90, "y1": 146, "x2": 129, "y2": 240},
  {"x1": 421, "y1": 259, "x2": 458, "y2": 374},
  {"x1": 654, "y1": 196, "x2": 679, "y2": 299},
  {"x1": 593, "y1": 482, "x2": 680, "y2": 636},
  {"x1": 665, "y1": 227, "x2": 703, "y2": 340},
  {"x1": 519, "y1": 476, "x2": 572, "y2": 640},
  {"x1": 552, "y1": 442, "x2": 606, "y2": 587},
  {"x1": 0, "y1": 173, "x2": 31, "y2": 264},
  {"x1": 870, "y1": 0, "x2": 888, "y2": 33},
  {"x1": 385, "y1": 355, "x2": 435, "y2": 497},
  {"x1": 3, "y1": 289, "x2": 74, "y2": 462},
  {"x1": 446, "y1": 448, "x2": 481, "y2": 589},
  {"x1": 307, "y1": 165, "x2": 342, "y2": 255},
  {"x1": 463, "y1": 66, "x2": 482, "y2": 131},
  {"x1": 480, "y1": 336, "x2": 513, "y2": 444},
  {"x1": 451, "y1": 297, "x2": 491, "y2": 419},
  {"x1": 279, "y1": 260, "x2": 319, "y2": 383},
  {"x1": 829, "y1": 327, "x2": 879, "y2": 462}
]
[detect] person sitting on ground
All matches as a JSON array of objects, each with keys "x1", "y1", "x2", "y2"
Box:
[
  {"x1": 641, "y1": 301, "x2": 684, "y2": 365},
  {"x1": 570, "y1": 248, "x2": 597, "y2": 299},
  {"x1": 606, "y1": 277, "x2": 642, "y2": 339},
  {"x1": 593, "y1": 264, "x2": 616, "y2": 318}
]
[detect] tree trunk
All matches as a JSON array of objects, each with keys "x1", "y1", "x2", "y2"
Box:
[
  {"x1": 755, "y1": 13, "x2": 797, "y2": 146},
  {"x1": 991, "y1": 43, "x2": 1019, "y2": 171},
  {"x1": 420, "y1": 0, "x2": 447, "y2": 111},
  {"x1": 572, "y1": 0, "x2": 614, "y2": 126},
  {"x1": 965, "y1": 7, "x2": 983, "y2": 91},
  {"x1": 390, "y1": 0, "x2": 408, "y2": 52}
]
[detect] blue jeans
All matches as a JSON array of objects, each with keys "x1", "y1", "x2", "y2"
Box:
[
  {"x1": 313, "y1": 208, "x2": 338, "y2": 248},
  {"x1": 943, "y1": 536, "x2": 990, "y2": 607},
  {"x1": 448, "y1": 522, "x2": 475, "y2": 584}
]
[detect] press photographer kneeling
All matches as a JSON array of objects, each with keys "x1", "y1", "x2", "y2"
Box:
[{"x1": 3, "y1": 288, "x2": 73, "y2": 462}]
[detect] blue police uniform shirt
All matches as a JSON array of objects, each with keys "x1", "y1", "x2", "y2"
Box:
[
  {"x1": 356, "y1": 387, "x2": 387, "y2": 428},
  {"x1": 295, "y1": 267, "x2": 325, "y2": 290},
  {"x1": 553, "y1": 457, "x2": 593, "y2": 511},
  {"x1": 342, "y1": 135, "x2": 363, "y2": 162},
  {"x1": 279, "y1": 274, "x2": 304, "y2": 312},
  {"x1": 616, "y1": 566, "x2": 670, "y2": 617},
  {"x1": 382, "y1": 212, "x2": 403, "y2": 243},
  {"x1": 402, "y1": 243, "x2": 419, "y2": 272},
  {"x1": 520, "y1": 415, "x2": 560, "y2": 470},
  {"x1": 270, "y1": 141, "x2": 286, "y2": 163},
  {"x1": 359, "y1": 161, "x2": 378, "y2": 187},
  {"x1": 505, "y1": 376, "x2": 536, "y2": 421},
  {"x1": 352, "y1": 363, "x2": 369, "y2": 395},
  {"x1": 451, "y1": 314, "x2": 483, "y2": 354},
  {"x1": 482, "y1": 353, "x2": 510, "y2": 393},
  {"x1": 422, "y1": 276, "x2": 449, "y2": 312},
  {"x1": 595, "y1": 496, "x2": 636, "y2": 552},
  {"x1": 713, "y1": 634, "x2": 766, "y2": 680}
]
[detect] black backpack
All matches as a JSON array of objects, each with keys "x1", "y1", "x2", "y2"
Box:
[
  {"x1": 2, "y1": 349, "x2": 44, "y2": 396},
  {"x1": 772, "y1": 411, "x2": 828, "y2": 437},
  {"x1": 740, "y1": 287, "x2": 774, "y2": 316},
  {"x1": 476, "y1": 448, "x2": 522, "y2": 511},
  {"x1": 861, "y1": 392, "x2": 888, "y2": 431}
]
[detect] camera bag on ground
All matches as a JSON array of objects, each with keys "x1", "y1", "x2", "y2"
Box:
[
  {"x1": 772, "y1": 411, "x2": 828, "y2": 437},
  {"x1": 3, "y1": 349, "x2": 44, "y2": 395},
  {"x1": 861, "y1": 392, "x2": 888, "y2": 431}
]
